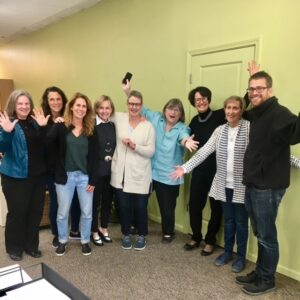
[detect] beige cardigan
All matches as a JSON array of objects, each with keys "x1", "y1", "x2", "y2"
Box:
[{"x1": 110, "y1": 112, "x2": 155, "y2": 194}]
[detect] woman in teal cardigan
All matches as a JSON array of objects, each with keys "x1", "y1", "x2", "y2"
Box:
[{"x1": 0, "y1": 90, "x2": 48, "y2": 261}]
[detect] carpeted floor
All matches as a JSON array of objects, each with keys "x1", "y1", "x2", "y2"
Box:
[{"x1": 0, "y1": 221, "x2": 299, "y2": 299}]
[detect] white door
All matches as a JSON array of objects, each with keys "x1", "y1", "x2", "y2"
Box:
[{"x1": 189, "y1": 45, "x2": 256, "y2": 111}]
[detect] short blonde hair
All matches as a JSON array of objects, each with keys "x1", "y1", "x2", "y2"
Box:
[
  {"x1": 223, "y1": 95, "x2": 245, "y2": 112},
  {"x1": 94, "y1": 95, "x2": 115, "y2": 116}
]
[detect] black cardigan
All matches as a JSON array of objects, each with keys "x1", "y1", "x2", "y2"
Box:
[{"x1": 47, "y1": 122, "x2": 97, "y2": 185}]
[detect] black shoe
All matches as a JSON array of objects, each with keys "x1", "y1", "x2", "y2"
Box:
[
  {"x1": 82, "y1": 243, "x2": 92, "y2": 256},
  {"x1": 242, "y1": 278, "x2": 275, "y2": 296},
  {"x1": 56, "y1": 242, "x2": 66, "y2": 256},
  {"x1": 162, "y1": 234, "x2": 175, "y2": 244},
  {"x1": 236, "y1": 270, "x2": 258, "y2": 285},
  {"x1": 91, "y1": 234, "x2": 104, "y2": 246},
  {"x1": 98, "y1": 230, "x2": 112, "y2": 243},
  {"x1": 183, "y1": 241, "x2": 200, "y2": 251},
  {"x1": 25, "y1": 250, "x2": 42, "y2": 258},
  {"x1": 52, "y1": 236, "x2": 59, "y2": 248},
  {"x1": 9, "y1": 253, "x2": 22, "y2": 261},
  {"x1": 69, "y1": 231, "x2": 81, "y2": 240}
]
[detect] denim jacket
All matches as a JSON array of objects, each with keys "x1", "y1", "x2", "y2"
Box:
[{"x1": 0, "y1": 123, "x2": 29, "y2": 178}]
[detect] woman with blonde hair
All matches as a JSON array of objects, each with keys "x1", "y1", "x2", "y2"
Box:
[{"x1": 90, "y1": 95, "x2": 116, "y2": 245}]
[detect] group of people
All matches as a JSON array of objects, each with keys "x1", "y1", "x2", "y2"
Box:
[
  {"x1": 171, "y1": 61, "x2": 300, "y2": 296},
  {"x1": 1, "y1": 61, "x2": 300, "y2": 296},
  {"x1": 0, "y1": 89, "x2": 117, "y2": 259}
]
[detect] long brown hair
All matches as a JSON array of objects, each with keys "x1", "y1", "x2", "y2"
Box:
[{"x1": 64, "y1": 92, "x2": 94, "y2": 136}]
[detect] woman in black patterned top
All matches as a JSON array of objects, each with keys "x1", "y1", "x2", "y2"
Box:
[{"x1": 91, "y1": 95, "x2": 116, "y2": 246}]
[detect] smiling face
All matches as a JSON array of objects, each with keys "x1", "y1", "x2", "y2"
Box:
[
  {"x1": 248, "y1": 78, "x2": 273, "y2": 107},
  {"x1": 96, "y1": 100, "x2": 113, "y2": 122},
  {"x1": 194, "y1": 91, "x2": 209, "y2": 113},
  {"x1": 165, "y1": 105, "x2": 181, "y2": 126},
  {"x1": 224, "y1": 99, "x2": 242, "y2": 127},
  {"x1": 48, "y1": 91, "x2": 63, "y2": 117},
  {"x1": 71, "y1": 97, "x2": 87, "y2": 120},
  {"x1": 127, "y1": 95, "x2": 142, "y2": 118},
  {"x1": 15, "y1": 95, "x2": 31, "y2": 120}
]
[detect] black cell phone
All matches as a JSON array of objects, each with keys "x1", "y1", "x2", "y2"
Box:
[{"x1": 122, "y1": 72, "x2": 133, "y2": 84}]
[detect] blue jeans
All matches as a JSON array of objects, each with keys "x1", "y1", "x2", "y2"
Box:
[
  {"x1": 222, "y1": 188, "x2": 249, "y2": 259},
  {"x1": 245, "y1": 187, "x2": 285, "y2": 282},
  {"x1": 47, "y1": 175, "x2": 80, "y2": 236},
  {"x1": 115, "y1": 189, "x2": 149, "y2": 236},
  {"x1": 56, "y1": 171, "x2": 93, "y2": 244}
]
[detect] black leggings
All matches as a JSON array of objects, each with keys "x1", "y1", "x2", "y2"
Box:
[
  {"x1": 91, "y1": 175, "x2": 113, "y2": 232},
  {"x1": 153, "y1": 180, "x2": 179, "y2": 236},
  {"x1": 1, "y1": 174, "x2": 46, "y2": 254},
  {"x1": 189, "y1": 171, "x2": 222, "y2": 245}
]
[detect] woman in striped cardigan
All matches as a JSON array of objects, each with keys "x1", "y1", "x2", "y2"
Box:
[{"x1": 171, "y1": 95, "x2": 250, "y2": 273}]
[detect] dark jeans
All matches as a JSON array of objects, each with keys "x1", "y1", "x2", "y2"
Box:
[
  {"x1": 189, "y1": 171, "x2": 222, "y2": 244},
  {"x1": 222, "y1": 188, "x2": 249, "y2": 259},
  {"x1": 1, "y1": 174, "x2": 46, "y2": 254},
  {"x1": 153, "y1": 180, "x2": 179, "y2": 236},
  {"x1": 245, "y1": 187, "x2": 285, "y2": 282},
  {"x1": 47, "y1": 175, "x2": 80, "y2": 236},
  {"x1": 115, "y1": 189, "x2": 149, "y2": 236},
  {"x1": 91, "y1": 175, "x2": 113, "y2": 231}
]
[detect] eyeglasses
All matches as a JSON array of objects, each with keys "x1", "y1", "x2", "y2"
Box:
[
  {"x1": 195, "y1": 97, "x2": 208, "y2": 103},
  {"x1": 166, "y1": 107, "x2": 180, "y2": 113},
  {"x1": 127, "y1": 102, "x2": 141, "y2": 107},
  {"x1": 246, "y1": 86, "x2": 269, "y2": 93}
]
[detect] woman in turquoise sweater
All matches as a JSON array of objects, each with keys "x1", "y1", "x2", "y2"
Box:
[{"x1": 122, "y1": 81, "x2": 198, "y2": 242}]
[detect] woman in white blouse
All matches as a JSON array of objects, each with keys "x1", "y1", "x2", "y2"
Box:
[{"x1": 172, "y1": 96, "x2": 249, "y2": 273}]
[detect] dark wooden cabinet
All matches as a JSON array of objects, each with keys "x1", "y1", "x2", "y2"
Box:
[{"x1": 0, "y1": 79, "x2": 14, "y2": 111}]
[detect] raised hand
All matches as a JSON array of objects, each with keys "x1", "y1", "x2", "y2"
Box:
[
  {"x1": 0, "y1": 111, "x2": 18, "y2": 132},
  {"x1": 247, "y1": 60, "x2": 261, "y2": 76},
  {"x1": 122, "y1": 79, "x2": 131, "y2": 97},
  {"x1": 31, "y1": 108, "x2": 50, "y2": 126}
]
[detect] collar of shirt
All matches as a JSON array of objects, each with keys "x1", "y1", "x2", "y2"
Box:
[{"x1": 96, "y1": 115, "x2": 111, "y2": 125}]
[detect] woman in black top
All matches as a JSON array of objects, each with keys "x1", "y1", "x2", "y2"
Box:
[
  {"x1": 41, "y1": 86, "x2": 81, "y2": 248},
  {"x1": 91, "y1": 95, "x2": 116, "y2": 246},
  {"x1": 184, "y1": 87, "x2": 224, "y2": 255}
]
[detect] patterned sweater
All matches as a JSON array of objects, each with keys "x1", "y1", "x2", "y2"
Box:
[{"x1": 183, "y1": 118, "x2": 250, "y2": 204}]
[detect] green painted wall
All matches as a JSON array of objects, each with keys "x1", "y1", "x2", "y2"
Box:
[{"x1": 1, "y1": 0, "x2": 300, "y2": 280}]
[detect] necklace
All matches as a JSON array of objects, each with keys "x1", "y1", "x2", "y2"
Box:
[{"x1": 228, "y1": 127, "x2": 238, "y2": 142}]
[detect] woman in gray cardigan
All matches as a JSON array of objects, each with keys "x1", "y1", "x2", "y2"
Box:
[{"x1": 172, "y1": 95, "x2": 249, "y2": 273}]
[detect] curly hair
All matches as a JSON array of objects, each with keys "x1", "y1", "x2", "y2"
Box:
[
  {"x1": 41, "y1": 86, "x2": 68, "y2": 119},
  {"x1": 188, "y1": 86, "x2": 212, "y2": 106}
]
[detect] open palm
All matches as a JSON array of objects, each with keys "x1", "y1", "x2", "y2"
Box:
[{"x1": 0, "y1": 111, "x2": 18, "y2": 132}]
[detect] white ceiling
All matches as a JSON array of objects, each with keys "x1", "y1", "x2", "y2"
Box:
[{"x1": 0, "y1": 0, "x2": 102, "y2": 46}]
